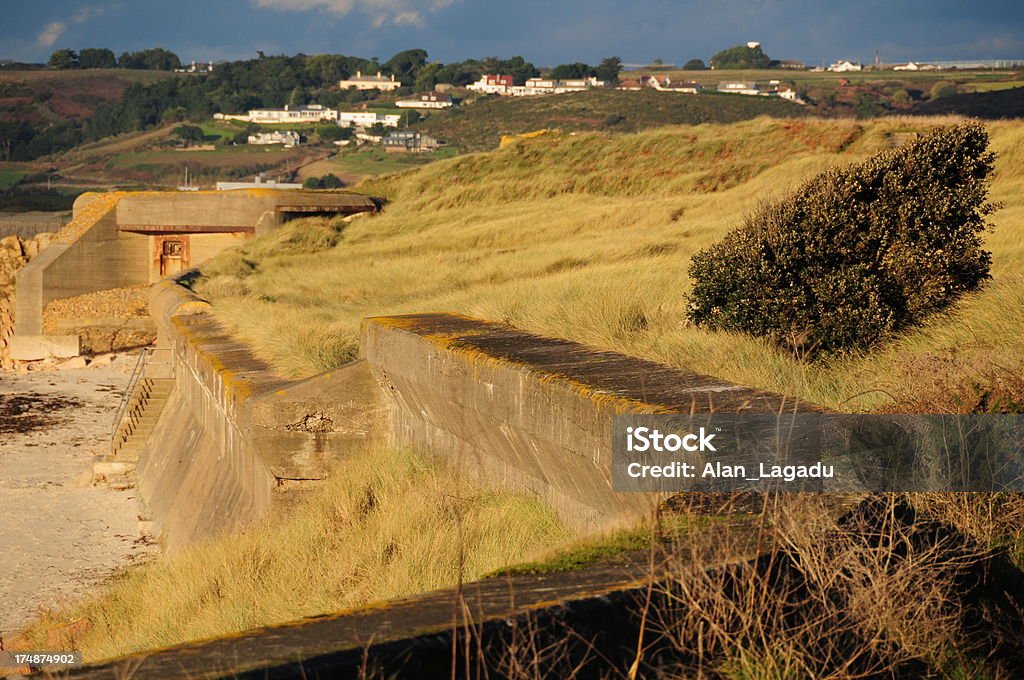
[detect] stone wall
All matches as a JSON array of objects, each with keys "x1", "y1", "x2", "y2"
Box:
[{"x1": 0, "y1": 231, "x2": 58, "y2": 368}]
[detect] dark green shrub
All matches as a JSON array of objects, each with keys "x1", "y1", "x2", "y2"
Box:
[{"x1": 686, "y1": 122, "x2": 997, "y2": 357}]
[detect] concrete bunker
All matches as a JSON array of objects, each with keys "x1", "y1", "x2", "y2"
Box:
[{"x1": 4, "y1": 189, "x2": 377, "y2": 362}]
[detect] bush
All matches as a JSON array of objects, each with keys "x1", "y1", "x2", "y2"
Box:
[{"x1": 686, "y1": 122, "x2": 997, "y2": 357}]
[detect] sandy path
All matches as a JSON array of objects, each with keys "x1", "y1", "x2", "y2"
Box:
[{"x1": 0, "y1": 357, "x2": 157, "y2": 639}]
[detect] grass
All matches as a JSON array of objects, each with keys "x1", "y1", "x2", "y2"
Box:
[
  {"x1": 0, "y1": 168, "x2": 26, "y2": 189},
  {"x1": 193, "y1": 115, "x2": 1024, "y2": 413},
  {"x1": 20, "y1": 445, "x2": 571, "y2": 662},
  {"x1": 415, "y1": 88, "x2": 807, "y2": 151},
  {"x1": 330, "y1": 146, "x2": 459, "y2": 176}
]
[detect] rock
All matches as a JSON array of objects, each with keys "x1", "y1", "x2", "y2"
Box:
[
  {"x1": 56, "y1": 356, "x2": 88, "y2": 370},
  {"x1": 89, "y1": 353, "x2": 115, "y2": 367}
]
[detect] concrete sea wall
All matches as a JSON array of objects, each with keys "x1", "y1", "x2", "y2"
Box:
[
  {"x1": 360, "y1": 313, "x2": 811, "y2": 532},
  {"x1": 136, "y1": 281, "x2": 383, "y2": 552}
]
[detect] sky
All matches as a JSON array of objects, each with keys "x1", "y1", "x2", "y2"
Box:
[{"x1": 2, "y1": 0, "x2": 1023, "y2": 68}]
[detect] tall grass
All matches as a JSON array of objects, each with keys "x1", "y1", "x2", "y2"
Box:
[
  {"x1": 195, "y1": 116, "x2": 1024, "y2": 412},
  {"x1": 22, "y1": 445, "x2": 571, "y2": 662}
]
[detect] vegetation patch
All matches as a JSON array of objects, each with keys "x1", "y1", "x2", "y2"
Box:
[
  {"x1": 687, "y1": 122, "x2": 997, "y2": 358},
  {"x1": 20, "y1": 445, "x2": 571, "y2": 662},
  {"x1": 194, "y1": 118, "x2": 1024, "y2": 413}
]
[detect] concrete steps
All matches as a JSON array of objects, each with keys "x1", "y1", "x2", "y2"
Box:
[{"x1": 96, "y1": 378, "x2": 174, "y2": 486}]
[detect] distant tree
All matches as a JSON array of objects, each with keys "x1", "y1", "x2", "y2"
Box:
[
  {"x1": 368, "y1": 122, "x2": 387, "y2": 138},
  {"x1": 172, "y1": 124, "x2": 204, "y2": 145},
  {"x1": 502, "y1": 56, "x2": 540, "y2": 84},
  {"x1": 710, "y1": 44, "x2": 772, "y2": 70},
  {"x1": 48, "y1": 49, "x2": 79, "y2": 70},
  {"x1": 549, "y1": 62, "x2": 596, "y2": 79},
  {"x1": 652, "y1": 58, "x2": 664, "y2": 66},
  {"x1": 232, "y1": 131, "x2": 249, "y2": 145},
  {"x1": 930, "y1": 82, "x2": 958, "y2": 100},
  {"x1": 78, "y1": 48, "x2": 117, "y2": 69},
  {"x1": 596, "y1": 56, "x2": 623, "y2": 83},
  {"x1": 386, "y1": 49, "x2": 429, "y2": 84},
  {"x1": 414, "y1": 62, "x2": 443, "y2": 92},
  {"x1": 319, "y1": 173, "x2": 344, "y2": 188},
  {"x1": 119, "y1": 48, "x2": 181, "y2": 70},
  {"x1": 682, "y1": 58, "x2": 707, "y2": 70},
  {"x1": 303, "y1": 173, "x2": 345, "y2": 189}
]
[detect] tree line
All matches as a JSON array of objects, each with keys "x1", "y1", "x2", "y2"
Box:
[{"x1": 47, "y1": 47, "x2": 183, "y2": 70}]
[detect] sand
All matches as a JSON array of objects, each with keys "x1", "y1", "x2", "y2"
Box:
[{"x1": 0, "y1": 355, "x2": 157, "y2": 640}]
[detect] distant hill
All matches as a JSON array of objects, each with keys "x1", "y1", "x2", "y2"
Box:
[
  {"x1": 414, "y1": 89, "x2": 808, "y2": 152},
  {"x1": 911, "y1": 86, "x2": 1024, "y2": 119}
]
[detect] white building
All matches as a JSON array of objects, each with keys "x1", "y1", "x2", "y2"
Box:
[
  {"x1": 395, "y1": 92, "x2": 454, "y2": 109},
  {"x1": 216, "y1": 175, "x2": 301, "y2": 191},
  {"x1": 645, "y1": 76, "x2": 701, "y2": 94},
  {"x1": 893, "y1": 61, "x2": 939, "y2": 71},
  {"x1": 248, "y1": 130, "x2": 301, "y2": 147},
  {"x1": 337, "y1": 111, "x2": 402, "y2": 128},
  {"x1": 717, "y1": 81, "x2": 761, "y2": 96},
  {"x1": 510, "y1": 76, "x2": 607, "y2": 96},
  {"x1": 828, "y1": 60, "x2": 863, "y2": 72},
  {"x1": 467, "y1": 74, "x2": 515, "y2": 94},
  {"x1": 338, "y1": 71, "x2": 402, "y2": 91},
  {"x1": 215, "y1": 104, "x2": 339, "y2": 124}
]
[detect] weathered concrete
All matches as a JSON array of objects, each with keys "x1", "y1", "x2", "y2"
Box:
[
  {"x1": 361, "y1": 313, "x2": 820, "y2": 532},
  {"x1": 7, "y1": 334, "x2": 80, "y2": 360},
  {"x1": 116, "y1": 190, "x2": 375, "y2": 232},
  {"x1": 136, "y1": 281, "x2": 384, "y2": 551},
  {"x1": 7, "y1": 190, "x2": 378, "y2": 361}
]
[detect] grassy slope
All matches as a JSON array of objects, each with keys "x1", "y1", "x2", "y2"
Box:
[
  {"x1": 194, "y1": 116, "x2": 1024, "y2": 413},
  {"x1": 415, "y1": 88, "x2": 808, "y2": 151},
  {"x1": 23, "y1": 446, "x2": 570, "y2": 661}
]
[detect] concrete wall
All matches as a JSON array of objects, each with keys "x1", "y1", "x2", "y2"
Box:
[
  {"x1": 361, "y1": 313, "x2": 816, "y2": 532},
  {"x1": 117, "y1": 190, "x2": 376, "y2": 230},
  {"x1": 8, "y1": 189, "x2": 377, "y2": 361},
  {"x1": 136, "y1": 281, "x2": 383, "y2": 551}
]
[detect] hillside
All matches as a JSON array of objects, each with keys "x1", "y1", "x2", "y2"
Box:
[
  {"x1": 912, "y1": 85, "x2": 1024, "y2": 118},
  {"x1": 0, "y1": 68, "x2": 176, "y2": 123},
  {"x1": 414, "y1": 88, "x2": 808, "y2": 151},
  {"x1": 192, "y1": 116, "x2": 1024, "y2": 413}
]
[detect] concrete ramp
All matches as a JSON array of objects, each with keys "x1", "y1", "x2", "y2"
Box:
[{"x1": 361, "y1": 313, "x2": 816, "y2": 532}]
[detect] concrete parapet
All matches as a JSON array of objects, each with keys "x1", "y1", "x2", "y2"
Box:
[
  {"x1": 136, "y1": 280, "x2": 383, "y2": 550},
  {"x1": 361, "y1": 313, "x2": 816, "y2": 532},
  {"x1": 116, "y1": 189, "x2": 376, "y2": 231}
]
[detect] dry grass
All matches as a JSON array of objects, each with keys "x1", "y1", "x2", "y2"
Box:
[
  {"x1": 650, "y1": 494, "x2": 1024, "y2": 678},
  {"x1": 21, "y1": 445, "x2": 571, "y2": 663},
  {"x1": 193, "y1": 116, "x2": 1024, "y2": 413}
]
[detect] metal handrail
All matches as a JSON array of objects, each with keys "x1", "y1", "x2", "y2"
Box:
[{"x1": 111, "y1": 347, "x2": 154, "y2": 447}]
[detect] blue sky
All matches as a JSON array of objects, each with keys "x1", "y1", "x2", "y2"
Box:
[{"x1": 2, "y1": 0, "x2": 1023, "y2": 67}]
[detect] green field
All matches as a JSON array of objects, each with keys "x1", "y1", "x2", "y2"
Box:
[{"x1": 0, "y1": 168, "x2": 27, "y2": 190}]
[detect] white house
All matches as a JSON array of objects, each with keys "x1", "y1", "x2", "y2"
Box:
[
  {"x1": 395, "y1": 92, "x2": 454, "y2": 109},
  {"x1": 828, "y1": 60, "x2": 863, "y2": 72},
  {"x1": 511, "y1": 76, "x2": 606, "y2": 96},
  {"x1": 467, "y1": 74, "x2": 514, "y2": 94},
  {"x1": 337, "y1": 111, "x2": 402, "y2": 128},
  {"x1": 248, "y1": 130, "x2": 301, "y2": 147},
  {"x1": 717, "y1": 81, "x2": 761, "y2": 96},
  {"x1": 216, "y1": 104, "x2": 339, "y2": 124},
  {"x1": 893, "y1": 61, "x2": 939, "y2": 71},
  {"x1": 338, "y1": 71, "x2": 401, "y2": 91},
  {"x1": 645, "y1": 76, "x2": 701, "y2": 94}
]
